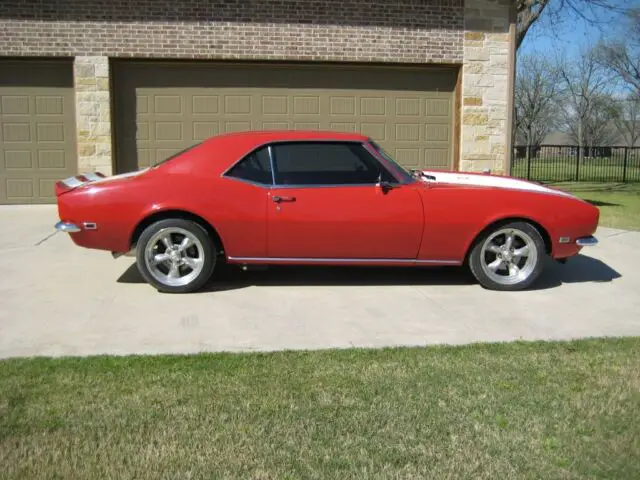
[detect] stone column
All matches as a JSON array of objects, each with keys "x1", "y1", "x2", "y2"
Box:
[
  {"x1": 461, "y1": 0, "x2": 513, "y2": 174},
  {"x1": 74, "y1": 56, "x2": 113, "y2": 176}
]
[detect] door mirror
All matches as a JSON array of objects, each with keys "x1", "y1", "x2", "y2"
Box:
[{"x1": 376, "y1": 173, "x2": 395, "y2": 193}]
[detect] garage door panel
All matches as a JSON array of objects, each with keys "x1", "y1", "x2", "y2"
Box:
[
  {"x1": 3, "y1": 123, "x2": 32, "y2": 142},
  {"x1": 262, "y1": 96, "x2": 289, "y2": 115},
  {"x1": 261, "y1": 121, "x2": 290, "y2": 130},
  {"x1": 35, "y1": 96, "x2": 65, "y2": 115},
  {"x1": 224, "y1": 96, "x2": 252, "y2": 115},
  {"x1": 0, "y1": 60, "x2": 77, "y2": 204},
  {"x1": 426, "y1": 98, "x2": 451, "y2": 116},
  {"x1": 361, "y1": 123, "x2": 387, "y2": 141},
  {"x1": 2, "y1": 96, "x2": 30, "y2": 115},
  {"x1": 360, "y1": 97, "x2": 387, "y2": 116},
  {"x1": 395, "y1": 149, "x2": 422, "y2": 168},
  {"x1": 193, "y1": 121, "x2": 220, "y2": 140},
  {"x1": 138, "y1": 149, "x2": 150, "y2": 168},
  {"x1": 39, "y1": 178, "x2": 57, "y2": 198},
  {"x1": 293, "y1": 96, "x2": 321, "y2": 115},
  {"x1": 6, "y1": 178, "x2": 33, "y2": 199},
  {"x1": 155, "y1": 95, "x2": 182, "y2": 115},
  {"x1": 395, "y1": 98, "x2": 422, "y2": 116},
  {"x1": 426, "y1": 149, "x2": 451, "y2": 168},
  {"x1": 113, "y1": 62, "x2": 455, "y2": 173},
  {"x1": 5, "y1": 150, "x2": 33, "y2": 170},
  {"x1": 36, "y1": 123, "x2": 66, "y2": 143},
  {"x1": 155, "y1": 122, "x2": 183, "y2": 141},
  {"x1": 396, "y1": 124, "x2": 421, "y2": 142},
  {"x1": 294, "y1": 122, "x2": 321, "y2": 130},
  {"x1": 426, "y1": 124, "x2": 451, "y2": 142},
  {"x1": 193, "y1": 96, "x2": 219, "y2": 114},
  {"x1": 38, "y1": 149, "x2": 67, "y2": 169}
]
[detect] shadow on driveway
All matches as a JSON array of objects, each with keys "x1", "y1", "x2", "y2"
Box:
[{"x1": 117, "y1": 254, "x2": 621, "y2": 293}]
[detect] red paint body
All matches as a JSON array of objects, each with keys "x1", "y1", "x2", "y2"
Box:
[{"x1": 56, "y1": 131, "x2": 599, "y2": 266}]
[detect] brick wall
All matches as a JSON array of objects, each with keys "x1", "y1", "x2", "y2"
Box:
[{"x1": 0, "y1": 0, "x2": 463, "y2": 63}]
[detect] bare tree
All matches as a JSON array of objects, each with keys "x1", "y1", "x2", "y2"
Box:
[
  {"x1": 612, "y1": 95, "x2": 640, "y2": 147},
  {"x1": 557, "y1": 49, "x2": 616, "y2": 156},
  {"x1": 516, "y1": 1, "x2": 630, "y2": 50},
  {"x1": 515, "y1": 54, "x2": 560, "y2": 152},
  {"x1": 583, "y1": 94, "x2": 620, "y2": 147},
  {"x1": 594, "y1": 8, "x2": 640, "y2": 96}
]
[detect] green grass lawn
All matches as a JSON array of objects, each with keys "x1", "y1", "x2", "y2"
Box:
[
  {"x1": 550, "y1": 182, "x2": 640, "y2": 231},
  {"x1": 2, "y1": 338, "x2": 639, "y2": 479}
]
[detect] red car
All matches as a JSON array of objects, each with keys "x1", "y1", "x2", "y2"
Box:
[{"x1": 54, "y1": 131, "x2": 599, "y2": 293}]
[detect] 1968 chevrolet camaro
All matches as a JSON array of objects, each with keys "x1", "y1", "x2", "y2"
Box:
[{"x1": 54, "y1": 131, "x2": 599, "y2": 293}]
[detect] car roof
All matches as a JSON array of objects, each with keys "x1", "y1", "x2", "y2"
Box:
[
  {"x1": 205, "y1": 130, "x2": 369, "y2": 144},
  {"x1": 183, "y1": 130, "x2": 371, "y2": 174}
]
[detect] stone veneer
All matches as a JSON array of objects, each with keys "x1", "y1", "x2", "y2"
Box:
[
  {"x1": 461, "y1": 0, "x2": 515, "y2": 174},
  {"x1": 74, "y1": 57, "x2": 113, "y2": 175}
]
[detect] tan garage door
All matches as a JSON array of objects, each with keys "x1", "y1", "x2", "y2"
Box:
[
  {"x1": 112, "y1": 61, "x2": 456, "y2": 173},
  {"x1": 0, "y1": 59, "x2": 77, "y2": 204}
]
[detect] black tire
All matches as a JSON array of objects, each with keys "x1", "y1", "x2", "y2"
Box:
[
  {"x1": 136, "y1": 218, "x2": 216, "y2": 293},
  {"x1": 468, "y1": 221, "x2": 546, "y2": 291}
]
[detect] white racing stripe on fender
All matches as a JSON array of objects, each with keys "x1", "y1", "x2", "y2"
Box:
[{"x1": 421, "y1": 170, "x2": 575, "y2": 197}]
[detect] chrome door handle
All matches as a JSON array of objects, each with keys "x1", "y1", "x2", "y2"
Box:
[{"x1": 272, "y1": 195, "x2": 296, "y2": 203}]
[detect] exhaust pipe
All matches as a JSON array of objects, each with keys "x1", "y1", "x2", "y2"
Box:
[{"x1": 111, "y1": 248, "x2": 136, "y2": 259}]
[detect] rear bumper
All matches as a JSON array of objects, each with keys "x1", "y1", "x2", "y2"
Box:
[
  {"x1": 54, "y1": 221, "x2": 81, "y2": 233},
  {"x1": 576, "y1": 235, "x2": 598, "y2": 246}
]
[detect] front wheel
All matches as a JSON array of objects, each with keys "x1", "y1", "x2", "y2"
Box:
[
  {"x1": 136, "y1": 219, "x2": 215, "y2": 293},
  {"x1": 468, "y1": 221, "x2": 546, "y2": 291}
]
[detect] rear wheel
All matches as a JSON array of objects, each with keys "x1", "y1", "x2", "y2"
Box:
[
  {"x1": 136, "y1": 219, "x2": 215, "y2": 293},
  {"x1": 468, "y1": 221, "x2": 546, "y2": 291}
]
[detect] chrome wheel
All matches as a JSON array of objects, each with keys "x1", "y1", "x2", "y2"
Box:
[
  {"x1": 479, "y1": 228, "x2": 538, "y2": 286},
  {"x1": 143, "y1": 227, "x2": 205, "y2": 287}
]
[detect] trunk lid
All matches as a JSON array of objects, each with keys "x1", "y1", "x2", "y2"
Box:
[
  {"x1": 55, "y1": 168, "x2": 150, "y2": 196},
  {"x1": 55, "y1": 172, "x2": 107, "y2": 196}
]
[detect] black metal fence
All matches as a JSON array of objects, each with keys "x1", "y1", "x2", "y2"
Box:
[{"x1": 511, "y1": 145, "x2": 640, "y2": 183}]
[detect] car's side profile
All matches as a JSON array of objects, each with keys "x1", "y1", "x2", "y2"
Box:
[{"x1": 55, "y1": 131, "x2": 600, "y2": 293}]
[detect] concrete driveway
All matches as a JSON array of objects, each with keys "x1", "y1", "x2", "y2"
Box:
[{"x1": 1, "y1": 205, "x2": 639, "y2": 358}]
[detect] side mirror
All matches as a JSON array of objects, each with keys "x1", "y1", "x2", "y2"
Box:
[{"x1": 376, "y1": 178, "x2": 395, "y2": 193}]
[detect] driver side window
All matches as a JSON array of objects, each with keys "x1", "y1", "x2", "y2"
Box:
[{"x1": 272, "y1": 142, "x2": 396, "y2": 186}]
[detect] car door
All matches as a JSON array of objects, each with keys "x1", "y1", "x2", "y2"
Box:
[
  {"x1": 219, "y1": 145, "x2": 273, "y2": 258},
  {"x1": 267, "y1": 141, "x2": 424, "y2": 260}
]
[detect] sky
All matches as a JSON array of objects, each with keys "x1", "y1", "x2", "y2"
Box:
[{"x1": 519, "y1": 0, "x2": 638, "y2": 59}]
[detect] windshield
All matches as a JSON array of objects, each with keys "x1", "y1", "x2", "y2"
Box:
[{"x1": 368, "y1": 140, "x2": 415, "y2": 183}]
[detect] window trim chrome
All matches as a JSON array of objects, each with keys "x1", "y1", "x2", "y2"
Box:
[
  {"x1": 220, "y1": 139, "x2": 405, "y2": 190},
  {"x1": 267, "y1": 144, "x2": 277, "y2": 186},
  {"x1": 269, "y1": 140, "x2": 401, "y2": 188},
  {"x1": 222, "y1": 175, "x2": 274, "y2": 189}
]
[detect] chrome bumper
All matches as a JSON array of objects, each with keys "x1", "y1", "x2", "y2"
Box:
[
  {"x1": 576, "y1": 235, "x2": 598, "y2": 246},
  {"x1": 55, "y1": 221, "x2": 81, "y2": 233}
]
